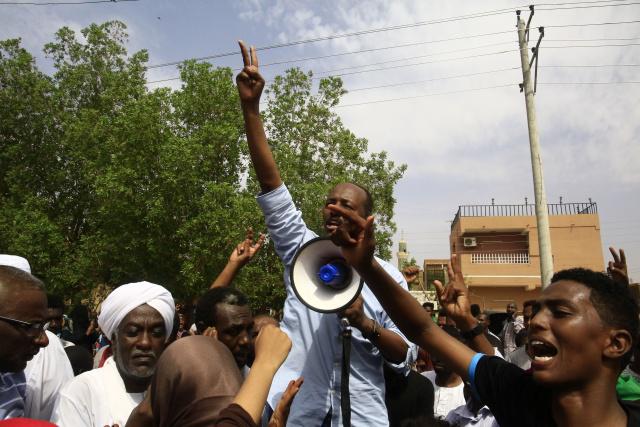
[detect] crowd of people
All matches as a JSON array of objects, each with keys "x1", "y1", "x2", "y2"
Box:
[{"x1": 1, "y1": 41, "x2": 639, "y2": 427}]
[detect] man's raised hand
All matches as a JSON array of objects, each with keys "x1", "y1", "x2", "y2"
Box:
[
  {"x1": 236, "y1": 41, "x2": 265, "y2": 106},
  {"x1": 433, "y1": 255, "x2": 475, "y2": 330},
  {"x1": 229, "y1": 227, "x2": 266, "y2": 267},
  {"x1": 326, "y1": 204, "x2": 376, "y2": 272},
  {"x1": 608, "y1": 246, "x2": 630, "y2": 286}
]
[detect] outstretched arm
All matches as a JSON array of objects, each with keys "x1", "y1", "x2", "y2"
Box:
[
  {"x1": 210, "y1": 228, "x2": 266, "y2": 289},
  {"x1": 237, "y1": 41, "x2": 282, "y2": 193},
  {"x1": 326, "y1": 204, "x2": 478, "y2": 381}
]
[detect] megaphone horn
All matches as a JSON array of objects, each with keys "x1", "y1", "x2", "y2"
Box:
[{"x1": 290, "y1": 237, "x2": 364, "y2": 313}]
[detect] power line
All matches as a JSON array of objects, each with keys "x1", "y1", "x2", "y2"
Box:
[
  {"x1": 534, "y1": 0, "x2": 636, "y2": 5},
  {"x1": 347, "y1": 67, "x2": 519, "y2": 93},
  {"x1": 0, "y1": 0, "x2": 138, "y2": 4},
  {"x1": 146, "y1": 49, "x2": 518, "y2": 85},
  {"x1": 335, "y1": 84, "x2": 515, "y2": 108},
  {"x1": 314, "y1": 50, "x2": 518, "y2": 79},
  {"x1": 147, "y1": 8, "x2": 515, "y2": 70},
  {"x1": 258, "y1": 32, "x2": 518, "y2": 69},
  {"x1": 314, "y1": 42, "x2": 516, "y2": 76},
  {"x1": 313, "y1": 43, "x2": 640, "y2": 80},
  {"x1": 335, "y1": 80, "x2": 638, "y2": 108},
  {"x1": 542, "y1": 19, "x2": 640, "y2": 28},
  {"x1": 540, "y1": 63, "x2": 640, "y2": 67},
  {"x1": 538, "y1": 1, "x2": 640, "y2": 10},
  {"x1": 539, "y1": 80, "x2": 640, "y2": 84}
]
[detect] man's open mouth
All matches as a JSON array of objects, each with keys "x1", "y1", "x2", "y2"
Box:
[{"x1": 528, "y1": 339, "x2": 558, "y2": 363}]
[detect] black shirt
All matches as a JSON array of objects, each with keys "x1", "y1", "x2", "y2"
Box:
[
  {"x1": 471, "y1": 355, "x2": 640, "y2": 427},
  {"x1": 384, "y1": 366, "x2": 435, "y2": 427}
]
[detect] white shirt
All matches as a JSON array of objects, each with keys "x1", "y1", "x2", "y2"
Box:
[
  {"x1": 52, "y1": 357, "x2": 144, "y2": 427},
  {"x1": 423, "y1": 370, "x2": 467, "y2": 419},
  {"x1": 506, "y1": 345, "x2": 531, "y2": 370},
  {"x1": 445, "y1": 402, "x2": 500, "y2": 427},
  {"x1": 24, "y1": 331, "x2": 74, "y2": 420}
]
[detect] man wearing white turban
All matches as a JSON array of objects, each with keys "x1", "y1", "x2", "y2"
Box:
[{"x1": 52, "y1": 281, "x2": 175, "y2": 427}]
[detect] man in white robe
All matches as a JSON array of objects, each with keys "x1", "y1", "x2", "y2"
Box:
[{"x1": 52, "y1": 281, "x2": 175, "y2": 427}]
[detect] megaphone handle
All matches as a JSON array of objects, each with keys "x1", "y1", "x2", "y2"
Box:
[{"x1": 341, "y1": 317, "x2": 352, "y2": 427}]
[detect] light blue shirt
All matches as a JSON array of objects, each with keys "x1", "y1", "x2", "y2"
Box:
[
  {"x1": 0, "y1": 371, "x2": 26, "y2": 419},
  {"x1": 258, "y1": 184, "x2": 414, "y2": 427}
]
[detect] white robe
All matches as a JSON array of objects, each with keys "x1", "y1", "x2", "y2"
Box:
[
  {"x1": 51, "y1": 357, "x2": 144, "y2": 427},
  {"x1": 24, "y1": 331, "x2": 74, "y2": 420}
]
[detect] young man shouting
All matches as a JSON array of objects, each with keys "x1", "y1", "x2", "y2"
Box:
[{"x1": 328, "y1": 204, "x2": 640, "y2": 427}]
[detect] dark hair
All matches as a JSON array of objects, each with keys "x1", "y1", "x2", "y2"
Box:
[
  {"x1": 0, "y1": 266, "x2": 45, "y2": 296},
  {"x1": 64, "y1": 345, "x2": 93, "y2": 377},
  {"x1": 351, "y1": 183, "x2": 374, "y2": 216},
  {"x1": 422, "y1": 302, "x2": 434, "y2": 310},
  {"x1": 523, "y1": 299, "x2": 535, "y2": 309},
  {"x1": 551, "y1": 268, "x2": 640, "y2": 366},
  {"x1": 470, "y1": 303, "x2": 481, "y2": 317},
  {"x1": 47, "y1": 294, "x2": 65, "y2": 311},
  {"x1": 195, "y1": 287, "x2": 248, "y2": 333}
]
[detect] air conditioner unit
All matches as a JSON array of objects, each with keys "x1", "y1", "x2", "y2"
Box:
[{"x1": 463, "y1": 237, "x2": 477, "y2": 248}]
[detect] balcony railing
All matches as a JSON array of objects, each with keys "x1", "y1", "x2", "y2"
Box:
[
  {"x1": 451, "y1": 201, "x2": 598, "y2": 229},
  {"x1": 471, "y1": 252, "x2": 530, "y2": 264}
]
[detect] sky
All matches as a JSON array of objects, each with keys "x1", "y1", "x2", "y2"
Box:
[{"x1": 2, "y1": 0, "x2": 639, "y2": 281}]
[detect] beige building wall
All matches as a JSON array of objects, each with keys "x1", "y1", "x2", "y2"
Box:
[{"x1": 449, "y1": 210, "x2": 604, "y2": 311}]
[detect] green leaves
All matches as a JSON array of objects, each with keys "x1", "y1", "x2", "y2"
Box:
[{"x1": 0, "y1": 22, "x2": 405, "y2": 312}]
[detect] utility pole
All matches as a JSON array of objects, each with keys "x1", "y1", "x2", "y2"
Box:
[{"x1": 517, "y1": 7, "x2": 554, "y2": 288}]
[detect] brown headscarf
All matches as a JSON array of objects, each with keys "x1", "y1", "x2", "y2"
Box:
[{"x1": 151, "y1": 335, "x2": 243, "y2": 427}]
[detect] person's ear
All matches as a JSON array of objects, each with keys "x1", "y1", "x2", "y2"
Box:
[{"x1": 603, "y1": 328, "x2": 633, "y2": 361}]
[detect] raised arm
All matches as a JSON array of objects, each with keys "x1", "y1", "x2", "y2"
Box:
[
  {"x1": 210, "y1": 228, "x2": 266, "y2": 289},
  {"x1": 435, "y1": 259, "x2": 495, "y2": 356},
  {"x1": 326, "y1": 204, "x2": 477, "y2": 381},
  {"x1": 236, "y1": 41, "x2": 282, "y2": 193}
]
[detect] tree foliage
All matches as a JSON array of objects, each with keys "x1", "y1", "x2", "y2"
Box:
[{"x1": 0, "y1": 21, "x2": 405, "y2": 312}]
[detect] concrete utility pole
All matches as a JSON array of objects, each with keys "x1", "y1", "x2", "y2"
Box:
[{"x1": 517, "y1": 9, "x2": 554, "y2": 288}]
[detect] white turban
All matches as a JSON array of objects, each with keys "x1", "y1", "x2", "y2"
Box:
[
  {"x1": 0, "y1": 255, "x2": 31, "y2": 273},
  {"x1": 98, "y1": 281, "x2": 175, "y2": 341}
]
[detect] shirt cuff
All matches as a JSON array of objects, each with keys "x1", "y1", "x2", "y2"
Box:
[{"x1": 256, "y1": 183, "x2": 292, "y2": 215}]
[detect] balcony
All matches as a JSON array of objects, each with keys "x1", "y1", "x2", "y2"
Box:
[{"x1": 471, "y1": 252, "x2": 530, "y2": 264}]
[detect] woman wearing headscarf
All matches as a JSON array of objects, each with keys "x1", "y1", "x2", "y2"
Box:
[{"x1": 125, "y1": 324, "x2": 292, "y2": 427}]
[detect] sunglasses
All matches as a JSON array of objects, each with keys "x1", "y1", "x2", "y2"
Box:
[{"x1": 0, "y1": 315, "x2": 46, "y2": 338}]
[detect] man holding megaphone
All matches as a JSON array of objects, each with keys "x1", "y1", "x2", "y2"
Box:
[{"x1": 236, "y1": 41, "x2": 414, "y2": 427}]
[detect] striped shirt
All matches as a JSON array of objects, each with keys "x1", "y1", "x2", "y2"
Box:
[{"x1": 0, "y1": 371, "x2": 26, "y2": 419}]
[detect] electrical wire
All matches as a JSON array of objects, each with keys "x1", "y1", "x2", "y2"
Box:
[
  {"x1": 336, "y1": 80, "x2": 638, "y2": 108},
  {"x1": 538, "y1": 1, "x2": 640, "y2": 11},
  {"x1": 347, "y1": 67, "x2": 519, "y2": 93},
  {"x1": 0, "y1": 0, "x2": 138, "y2": 4},
  {"x1": 334, "y1": 84, "x2": 515, "y2": 108},
  {"x1": 147, "y1": 8, "x2": 515, "y2": 70}
]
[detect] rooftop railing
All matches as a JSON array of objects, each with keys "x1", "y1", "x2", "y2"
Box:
[{"x1": 451, "y1": 201, "x2": 597, "y2": 229}]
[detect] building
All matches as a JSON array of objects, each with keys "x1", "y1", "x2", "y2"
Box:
[
  {"x1": 397, "y1": 232, "x2": 409, "y2": 271},
  {"x1": 449, "y1": 200, "x2": 604, "y2": 311}
]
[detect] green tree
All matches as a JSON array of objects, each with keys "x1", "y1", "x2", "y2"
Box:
[{"x1": 0, "y1": 21, "x2": 405, "y2": 312}]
